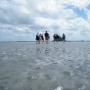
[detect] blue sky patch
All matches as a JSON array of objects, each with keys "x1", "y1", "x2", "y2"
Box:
[
  {"x1": 86, "y1": 4, "x2": 90, "y2": 10},
  {"x1": 63, "y1": 4, "x2": 87, "y2": 20}
]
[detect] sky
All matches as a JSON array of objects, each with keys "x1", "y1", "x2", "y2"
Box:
[{"x1": 0, "y1": 0, "x2": 90, "y2": 41}]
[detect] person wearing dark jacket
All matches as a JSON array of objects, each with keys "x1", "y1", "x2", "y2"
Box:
[
  {"x1": 44, "y1": 31, "x2": 49, "y2": 44},
  {"x1": 53, "y1": 34, "x2": 59, "y2": 43},
  {"x1": 62, "y1": 33, "x2": 66, "y2": 43}
]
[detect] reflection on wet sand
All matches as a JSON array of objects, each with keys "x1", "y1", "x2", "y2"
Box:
[{"x1": 45, "y1": 48, "x2": 50, "y2": 56}]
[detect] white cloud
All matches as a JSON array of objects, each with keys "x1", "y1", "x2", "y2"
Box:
[
  {"x1": 36, "y1": 0, "x2": 58, "y2": 13},
  {"x1": 0, "y1": 0, "x2": 90, "y2": 41},
  {"x1": 20, "y1": 6, "x2": 31, "y2": 14}
]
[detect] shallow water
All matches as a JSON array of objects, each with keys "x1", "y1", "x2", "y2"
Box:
[{"x1": 0, "y1": 42, "x2": 90, "y2": 90}]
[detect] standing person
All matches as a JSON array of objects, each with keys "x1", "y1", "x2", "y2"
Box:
[
  {"x1": 53, "y1": 34, "x2": 58, "y2": 43},
  {"x1": 39, "y1": 34, "x2": 42, "y2": 42},
  {"x1": 56, "y1": 34, "x2": 59, "y2": 43},
  {"x1": 48, "y1": 34, "x2": 50, "y2": 41},
  {"x1": 41, "y1": 34, "x2": 44, "y2": 43},
  {"x1": 44, "y1": 31, "x2": 49, "y2": 44},
  {"x1": 36, "y1": 33, "x2": 40, "y2": 44},
  {"x1": 62, "y1": 33, "x2": 66, "y2": 43}
]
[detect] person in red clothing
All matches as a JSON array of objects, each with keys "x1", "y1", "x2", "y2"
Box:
[{"x1": 44, "y1": 31, "x2": 49, "y2": 44}]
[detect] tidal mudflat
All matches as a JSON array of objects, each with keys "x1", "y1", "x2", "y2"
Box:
[{"x1": 0, "y1": 42, "x2": 90, "y2": 90}]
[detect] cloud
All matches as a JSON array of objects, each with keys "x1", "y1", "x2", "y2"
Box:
[{"x1": 0, "y1": 0, "x2": 90, "y2": 41}]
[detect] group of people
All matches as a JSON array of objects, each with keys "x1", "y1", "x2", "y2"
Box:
[
  {"x1": 36, "y1": 31, "x2": 50, "y2": 44},
  {"x1": 36, "y1": 31, "x2": 66, "y2": 44},
  {"x1": 53, "y1": 33, "x2": 66, "y2": 43}
]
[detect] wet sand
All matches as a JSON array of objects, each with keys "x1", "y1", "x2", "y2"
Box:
[{"x1": 0, "y1": 42, "x2": 90, "y2": 90}]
